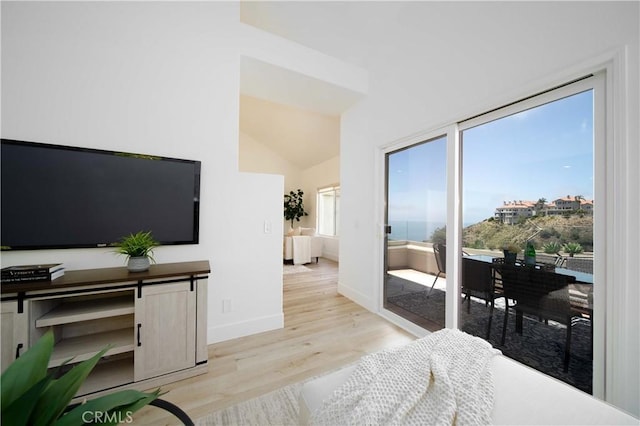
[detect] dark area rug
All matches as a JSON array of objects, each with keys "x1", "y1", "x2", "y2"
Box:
[
  {"x1": 386, "y1": 282, "x2": 593, "y2": 394},
  {"x1": 387, "y1": 285, "x2": 446, "y2": 326}
]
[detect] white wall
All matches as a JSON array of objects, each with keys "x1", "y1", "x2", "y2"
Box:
[
  {"x1": 239, "y1": 130, "x2": 307, "y2": 233},
  {"x1": 2, "y1": 1, "x2": 241, "y2": 271},
  {"x1": 337, "y1": 1, "x2": 639, "y2": 415},
  {"x1": 239, "y1": 133, "x2": 341, "y2": 256},
  {"x1": 239, "y1": 131, "x2": 302, "y2": 191},
  {"x1": 0, "y1": 1, "x2": 287, "y2": 343},
  {"x1": 1, "y1": 1, "x2": 360, "y2": 345},
  {"x1": 208, "y1": 172, "x2": 285, "y2": 342}
]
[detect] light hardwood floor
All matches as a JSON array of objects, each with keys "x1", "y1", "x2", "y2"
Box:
[{"x1": 134, "y1": 260, "x2": 415, "y2": 424}]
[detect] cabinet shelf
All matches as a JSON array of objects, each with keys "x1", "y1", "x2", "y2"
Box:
[
  {"x1": 36, "y1": 296, "x2": 134, "y2": 328},
  {"x1": 48, "y1": 328, "x2": 134, "y2": 368},
  {"x1": 76, "y1": 355, "x2": 134, "y2": 397}
]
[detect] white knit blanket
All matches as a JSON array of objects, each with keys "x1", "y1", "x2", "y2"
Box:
[{"x1": 310, "y1": 329, "x2": 501, "y2": 426}]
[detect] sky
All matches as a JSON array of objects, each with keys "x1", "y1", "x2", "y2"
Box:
[{"x1": 387, "y1": 89, "x2": 594, "y2": 226}]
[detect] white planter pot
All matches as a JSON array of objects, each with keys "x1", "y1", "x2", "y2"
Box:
[{"x1": 127, "y1": 256, "x2": 150, "y2": 272}]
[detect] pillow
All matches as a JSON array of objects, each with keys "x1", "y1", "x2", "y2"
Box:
[{"x1": 300, "y1": 227, "x2": 316, "y2": 236}]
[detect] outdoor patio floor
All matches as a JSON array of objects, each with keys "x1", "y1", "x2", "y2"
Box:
[{"x1": 384, "y1": 269, "x2": 593, "y2": 394}]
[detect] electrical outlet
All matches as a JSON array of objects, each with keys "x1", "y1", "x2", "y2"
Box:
[
  {"x1": 222, "y1": 299, "x2": 232, "y2": 313},
  {"x1": 264, "y1": 220, "x2": 272, "y2": 234}
]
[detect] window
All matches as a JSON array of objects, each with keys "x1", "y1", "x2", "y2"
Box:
[{"x1": 317, "y1": 185, "x2": 340, "y2": 236}]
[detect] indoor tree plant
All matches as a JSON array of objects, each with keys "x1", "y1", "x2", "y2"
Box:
[
  {"x1": 284, "y1": 189, "x2": 308, "y2": 229},
  {"x1": 114, "y1": 231, "x2": 158, "y2": 272}
]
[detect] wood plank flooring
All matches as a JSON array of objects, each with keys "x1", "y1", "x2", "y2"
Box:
[{"x1": 134, "y1": 260, "x2": 415, "y2": 424}]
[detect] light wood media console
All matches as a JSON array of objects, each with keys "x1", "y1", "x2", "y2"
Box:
[{"x1": 1, "y1": 260, "x2": 209, "y2": 401}]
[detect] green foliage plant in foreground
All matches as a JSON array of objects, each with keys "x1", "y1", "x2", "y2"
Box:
[{"x1": 1, "y1": 330, "x2": 160, "y2": 426}]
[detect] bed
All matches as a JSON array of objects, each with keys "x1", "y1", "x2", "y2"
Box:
[{"x1": 299, "y1": 330, "x2": 638, "y2": 425}]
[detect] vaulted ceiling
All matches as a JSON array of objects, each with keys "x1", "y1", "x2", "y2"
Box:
[{"x1": 239, "y1": 95, "x2": 340, "y2": 170}]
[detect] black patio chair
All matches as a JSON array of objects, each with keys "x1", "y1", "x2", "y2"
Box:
[
  {"x1": 462, "y1": 257, "x2": 504, "y2": 339},
  {"x1": 426, "y1": 243, "x2": 446, "y2": 298},
  {"x1": 497, "y1": 263, "x2": 580, "y2": 372}
]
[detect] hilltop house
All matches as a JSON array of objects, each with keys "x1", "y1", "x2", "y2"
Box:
[{"x1": 496, "y1": 196, "x2": 595, "y2": 224}]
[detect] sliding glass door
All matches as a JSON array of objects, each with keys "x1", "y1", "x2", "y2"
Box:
[
  {"x1": 459, "y1": 79, "x2": 600, "y2": 394},
  {"x1": 381, "y1": 75, "x2": 604, "y2": 395},
  {"x1": 383, "y1": 136, "x2": 447, "y2": 331}
]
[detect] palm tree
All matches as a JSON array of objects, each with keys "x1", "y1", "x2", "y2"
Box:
[
  {"x1": 535, "y1": 198, "x2": 547, "y2": 215},
  {"x1": 574, "y1": 195, "x2": 585, "y2": 210}
]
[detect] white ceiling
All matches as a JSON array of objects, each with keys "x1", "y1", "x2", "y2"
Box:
[{"x1": 239, "y1": 2, "x2": 393, "y2": 69}]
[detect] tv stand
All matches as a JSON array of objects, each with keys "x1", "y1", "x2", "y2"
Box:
[{"x1": 1, "y1": 260, "x2": 209, "y2": 401}]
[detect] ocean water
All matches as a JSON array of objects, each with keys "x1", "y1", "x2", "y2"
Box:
[{"x1": 388, "y1": 220, "x2": 445, "y2": 243}]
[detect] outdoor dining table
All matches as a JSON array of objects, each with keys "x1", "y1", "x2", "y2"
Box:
[
  {"x1": 464, "y1": 254, "x2": 593, "y2": 325},
  {"x1": 465, "y1": 254, "x2": 592, "y2": 283}
]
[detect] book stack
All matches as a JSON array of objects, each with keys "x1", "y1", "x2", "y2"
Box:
[{"x1": 1, "y1": 263, "x2": 65, "y2": 283}]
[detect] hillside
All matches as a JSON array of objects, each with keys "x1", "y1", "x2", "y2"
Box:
[{"x1": 461, "y1": 214, "x2": 593, "y2": 253}]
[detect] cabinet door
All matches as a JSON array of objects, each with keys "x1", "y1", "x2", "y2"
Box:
[
  {"x1": 1, "y1": 300, "x2": 29, "y2": 373},
  {"x1": 134, "y1": 281, "x2": 196, "y2": 381}
]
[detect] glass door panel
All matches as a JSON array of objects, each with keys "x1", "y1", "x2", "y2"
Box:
[
  {"x1": 384, "y1": 136, "x2": 447, "y2": 331},
  {"x1": 459, "y1": 90, "x2": 595, "y2": 394}
]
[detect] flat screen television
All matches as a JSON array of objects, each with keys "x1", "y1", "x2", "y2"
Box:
[{"x1": 1, "y1": 139, "x2": 201, "y2": 250}]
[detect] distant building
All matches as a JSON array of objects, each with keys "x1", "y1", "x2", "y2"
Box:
[
  {"x1": 545, "y1": 196, "x2": 594, "y2": 216},
  {"x1": 494, "y1": 200, "x2": 537, "y2": 225},
  {"x1": 495, "y1": 196, "x2": 593, "y2": 224}
]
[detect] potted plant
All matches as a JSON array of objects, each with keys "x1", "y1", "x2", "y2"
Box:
[
  {"x1": 1, "y1": 330, "x2": 160, "y2": 425},
  {"x1": 503, "y1": 244, "x2": 519, "y2": 264},
  {"x1": 284, "y1": 189, "x2": 308, "y2": 229},
  {"x1": 115, "y1": 231, "x2": 158, "y2": 272}
]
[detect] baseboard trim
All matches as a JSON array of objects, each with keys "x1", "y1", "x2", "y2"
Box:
[
  {"x1": 337, "y1": 281, "x2": 374, "y2": 312},
  {"x1": 322, "y1": 252, "x2": 339, "y2": 262},
  {"x1": 208, "y1": 313, "x2": 284, "y2": 344}
]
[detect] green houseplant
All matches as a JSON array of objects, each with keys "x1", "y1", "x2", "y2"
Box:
[
  {"x1": 1, "y1": 330, "x2": 160, "y2": 426},
  {"x1": 114, "y1": 231, "x2": 158, "y2": 272},
  {"x1": 284, "y1": 189, "x2": 308, "y2": 229}
]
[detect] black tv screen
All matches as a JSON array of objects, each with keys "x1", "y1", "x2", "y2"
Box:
[{"x1": 1, "y1": 139, "x2": 200, "y2": 250}]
